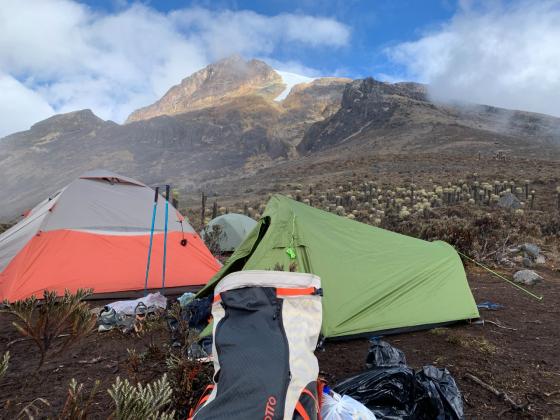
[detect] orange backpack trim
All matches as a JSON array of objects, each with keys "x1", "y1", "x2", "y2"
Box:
[
  {"x1": 188, "y1": 384, "x2": 215, "y2": 419},
  {"x1": 213, "y1": 287, "x2": 319, "y2": 303}
]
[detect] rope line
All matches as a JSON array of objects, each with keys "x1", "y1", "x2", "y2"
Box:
[{"x1": 457, "y1": 250, "x2": 543, "y2": 301}]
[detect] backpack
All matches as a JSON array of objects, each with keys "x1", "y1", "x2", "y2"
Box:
[{"x1": 190, "y1": 270, "x2": 323, "y2": 420}]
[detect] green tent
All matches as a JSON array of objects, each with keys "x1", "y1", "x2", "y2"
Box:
[
  {"x1": 202, "y1": 213, "x2": 257, "y2": 252},
  {"x1": 198, "y1": 195, "x2": 479, "y2": 338}
]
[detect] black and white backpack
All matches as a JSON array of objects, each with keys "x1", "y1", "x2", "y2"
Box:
[{"x1": 190, "y1": 270, "x2": 323, "y2": 420}]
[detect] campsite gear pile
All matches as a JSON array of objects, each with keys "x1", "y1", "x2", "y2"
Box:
[
  {"x1": 197, "y1": 195, "x2": 479, "y2": 340},
  {"x1": 190, "y1": 271, "x2": 323, "y2": 420},
  {"x1": 97, "y1": 293, "x2": 167, "y2": 333},
  {"x1": 106, "y1": 292, "x2": 167, "y2": 315},
  {"x1": 0, "y1": 170, "x2": 220, "y2": 301},
  {"x1": 334, "y1": 339, "x2": 464, "y2": 419}
]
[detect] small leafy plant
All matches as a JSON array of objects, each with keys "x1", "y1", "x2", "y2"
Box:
[
  {"x1": 166, "y1": 353, "x2": 212, "y2": 417},
  {"x1": 58, "y1": 378, "x2": 101, "y2": 420},
  {"x1": 108, "y1": 375, "x2": 175, "y2": 420},
  {"x1": 164, "y1": 303, "x2": 213, "y2": 415},
  {"x1": 1, "y1": 288, "x2": 96, "y2": 369},
  {"x1": 167, "y1": 302, "x2": 200, "y2": 352},
  {"x1": 0, "y1": 351, "x2": 10, "y2": 379},
  {"x1": 201, "y1": 224, "x2": 226, "y2": 255}
]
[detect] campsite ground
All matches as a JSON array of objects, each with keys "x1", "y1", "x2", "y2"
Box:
[
  {"x1": 0, "y1": 266, "x2": 558, "y2": 419},
  {"x1": 319, "y1": 266, "x2": 560, "y2": 419},
  {"x1": 1, "y1": 153, "x2": 559, "y2": 418}
]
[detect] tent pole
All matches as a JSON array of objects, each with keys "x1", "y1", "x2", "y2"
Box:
[
  {"x1": 144, "y1": 186, "x2": 159, "y2": 296},
  {"x1": 162, "y1": 184, "x2": 170, "y2": 293}
]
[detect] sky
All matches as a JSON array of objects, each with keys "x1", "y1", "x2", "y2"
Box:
[{"x1": 0, "y1": 0, "x2": 559, "y2": 137}]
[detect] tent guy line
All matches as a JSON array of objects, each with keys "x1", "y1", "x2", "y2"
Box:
[{"x1": 457, "y1": 251, "x2": 543, "y2": 301}]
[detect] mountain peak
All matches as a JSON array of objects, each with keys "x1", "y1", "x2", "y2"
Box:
[
  {"x1": 30, "y1": 109, "x2": 106, "y2": 131},
  {"x1": 126, "y1": 56, "x2": 285, "y2": 123}
]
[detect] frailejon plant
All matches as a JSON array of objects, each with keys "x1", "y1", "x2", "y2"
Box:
[
  {"x1": 108, "y1": 375, "x2": 175, "y2": 420},
  {"x1": 58, "y1": 378, "x2": 101, "y2": 420},
  {"x1": 1, "y1": 288, "x2": 96, "y2": 369}
]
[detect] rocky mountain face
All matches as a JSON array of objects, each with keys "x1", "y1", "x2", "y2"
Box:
[
  {"x1": 126, "y1": 55, "x2": 285, "y2": 122},
  {"x1": 299, "y1": 78, "x2": 560, "y2": 156},
  {"x1": 1, "y1": 57, "x2": 559, "y2": 220},
  {"x1": 0, "y1": 57, "x2": 349, "y2": 219}
]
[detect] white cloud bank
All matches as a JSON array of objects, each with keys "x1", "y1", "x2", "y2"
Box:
[
  {"x1": 0, "y1": 1, "x2": 350, "y2": 137},
  {"x1": 387, "y1": 0, "x2": 560, "y2": 117},
  {"x1": 0, "y1": 74, "x2": 55, "y2": 135}
]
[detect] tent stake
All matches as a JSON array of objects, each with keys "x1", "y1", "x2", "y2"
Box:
[
  {"x1": 162, "y1": 185, "x2": 170, "y2": 293},
  {"x1": 457, "y1": 251, "x2": 543, "y2": 301},
  {"x1": 144, "y1": 186, "x2": 159, "y2": 296}
]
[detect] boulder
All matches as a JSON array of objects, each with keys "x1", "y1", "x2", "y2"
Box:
[
  {"x1": 521, "y1": 243, "x2": 541, "y2": 259},
  {"x1": 513, "y1": 270, "x2": 543, "y2": 286}
]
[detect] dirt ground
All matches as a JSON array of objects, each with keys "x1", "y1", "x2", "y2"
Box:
[
  {"x1": 318, "y1": 265, "x2": 560, "y2": 419},
  {"x1": 1, "y1": 153, "x2": 559, "y2": 418},
  {"x1": 1, "y1": 264, "x2": 558, "y2": 419}
]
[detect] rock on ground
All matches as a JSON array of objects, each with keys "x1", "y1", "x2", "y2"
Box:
[
  {"x1": 513, "y1": 269, "x2": 543, "y2": 286},
  {"x1": 521, "y1": 243, "x2": 541, "y2": 259}
]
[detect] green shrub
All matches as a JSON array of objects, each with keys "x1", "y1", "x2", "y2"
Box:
[
  {"x1": 108, "y1": 375, "x2": 174, "y2": 420},
  {"x1": 1, "y1": 289, "x2": 96, "y2": 369}
]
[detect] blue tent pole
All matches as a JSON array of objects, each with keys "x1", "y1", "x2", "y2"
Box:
[
  {"x1": 144, "y1": 186, "x2": 159, "y2": 296},
  {"x1": 161, "y1": 184, "x2": 170, "y2": 292}
]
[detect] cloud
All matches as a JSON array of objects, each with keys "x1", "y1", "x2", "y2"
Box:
[
  {"x1": 386, "y1": 0, "x2": 560, "y2": 117},
  {"x1": 172, "y1": 8, "x2": 350, "y2": 57},
  {"x1": 260, "y1": 58, "x2": 325, "y2": 78},
  {"x1": 0, "y1": 1, "x2": 350, "y2": 136},
  {"x1": 0, "y1": 74, "x2": 54, "y2": 137}
]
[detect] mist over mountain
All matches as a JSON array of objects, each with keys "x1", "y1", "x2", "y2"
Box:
[{"x1": 1, "y1": 56, "x2": 559, "y2": 219}]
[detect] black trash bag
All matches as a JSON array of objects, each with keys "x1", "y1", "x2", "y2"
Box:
[
  {"x1": 366, "y1": 338, "x2": 407, "y2": 368},
  {"x1": 334, "y1": 366, "x2": 417, "y2": 419},
  {"x1": 414, "y1": 366, "x2": 464, "y2": 420},
  {"x1": 183, "y1": 296, "x2": 212, "y2": 330},
  {"x1": 335, "y1": 340, "x2": 464, "y2": 420}
]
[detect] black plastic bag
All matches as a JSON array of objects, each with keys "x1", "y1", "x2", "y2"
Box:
[
  {"x1": 366, "y1": 338, "x2": 407, "y2": 368},
  {"x1": 334, "y1": 340, "x2": 464, "y2": 420},
  {"x1": 334, "y1": 366, "x2": 416, "y2": 418},
  {"x1": 414, "y1": 366, "x2": 464, "y2": 420},
  {"x1": 184, "y1": 296, "x2": 212, "y2": 330}
]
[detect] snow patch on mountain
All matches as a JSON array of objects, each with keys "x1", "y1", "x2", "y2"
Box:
[{"x1": 274, "y1": 70, "x2": 316, "y2": 101}]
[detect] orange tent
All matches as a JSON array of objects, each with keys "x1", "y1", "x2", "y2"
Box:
[{"x1": 0, "y1": 170, "x2": 220, "y2": 301}]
